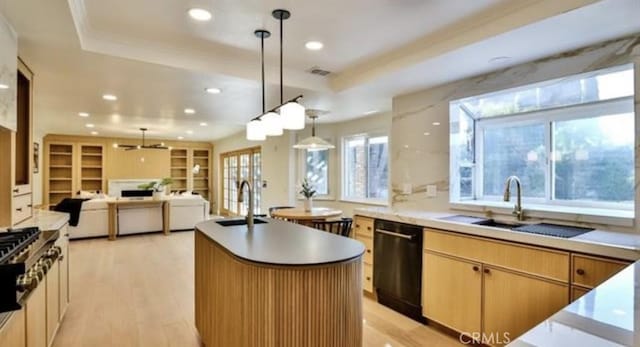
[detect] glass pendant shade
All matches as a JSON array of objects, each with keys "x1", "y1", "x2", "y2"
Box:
[
  {"x1": 280, "y1": 102, "x2": 305, "y2": 130},
  {"x1": 262, "y1": 112, "x2": 283, "y2": 136},
  {"x1": 246, "y1": 119, "x2": 266, "y2": 141},
  {"x1": 293, "y1": 136, "x2": 335, "y2": 150}
]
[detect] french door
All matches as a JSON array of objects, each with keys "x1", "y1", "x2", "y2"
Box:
[{"x1": 220, "y1": 147, "x2": 262, "y2": 216}]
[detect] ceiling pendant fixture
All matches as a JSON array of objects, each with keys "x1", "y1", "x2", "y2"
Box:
[
  {"x1": 246, "y1": 29, "x2": 270, "y2": 141},
  {"x1": 273, "y1": 9, "x2": 305, "y2": 130},
  {"x1": 293, "y1": 111, "x2": 335, "y2": 151},
  {"x1": 113, "y1": 128, "x2": 171, "y2": 150}
]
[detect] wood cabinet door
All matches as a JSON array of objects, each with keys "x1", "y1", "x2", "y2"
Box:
[
  {"x1": 483, "y1": 267, "x2": 568, "y2": 345},
  {"x1": 0, "y1": 309, "x2": 26, "y2": 347},
  {"x1": 572, "y1": 255, "x2": 629, "y2": 289},
  {"x1": 26, "y1": 283, "x2": 47, "y2": 347},
  {"x1": 46, "y1": 261, "x2": 60, "y2": 345},
  {"x1": 423, "y1": 251, "x2": 482, "y2": 334},
  {"x1": 58, "y1": 231, "x2": 70, "y2": 318}
]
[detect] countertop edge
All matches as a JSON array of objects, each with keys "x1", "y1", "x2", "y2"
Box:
[{"x1": 354, "y1": 208, "x2": 640, "y2": 261}]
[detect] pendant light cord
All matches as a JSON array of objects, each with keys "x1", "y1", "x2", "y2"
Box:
[
  {"x1": 279, "y1": 15, "x2": 283, "y2": 105},
  {"x1": 261, "y1": 34, "x2": 266, "y2": 114}
]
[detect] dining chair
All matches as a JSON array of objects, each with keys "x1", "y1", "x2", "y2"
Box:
[
  {"x1": 311, "y1": 218, "x2": 353, "y2": 237},
  {"x1": 269, "y1": 206, "x2": 295, "y2": 220}
]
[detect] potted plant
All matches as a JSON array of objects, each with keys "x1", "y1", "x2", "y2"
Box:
[
  {"x1": 138, "y1": 178, "x2": 174, "y2": 200},
  {"x1": 299, "y1": 178, "x2": 316, "y2": 212}
]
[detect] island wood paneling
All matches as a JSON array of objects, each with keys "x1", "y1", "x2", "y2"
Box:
[{"x1": 195, "y1": 231, "x2": 363, "y2": 347}]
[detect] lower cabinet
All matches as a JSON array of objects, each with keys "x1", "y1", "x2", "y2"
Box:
[
  {"x1": 483, "y1": 267, "x2": 568, "y2": 344},
  {"x1": 46, "y1": 260, "x2": 60, "y2": 345},
  {"x1": 423, "y1": 251, "x2": 481, "y2": 334},
  {"x1": 57, "y1": 228, "x2": 70, "y2": 318},
  {"x1": 26, "y1": 283, "x2": 47, "y2": 347},
  {"x1": 0, "y1": 309, "x2": 26, "y2": 347}
]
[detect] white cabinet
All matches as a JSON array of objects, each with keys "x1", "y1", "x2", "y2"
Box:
[{"x1": 0, "y1": 14, "x2": 18, "y2": 131}]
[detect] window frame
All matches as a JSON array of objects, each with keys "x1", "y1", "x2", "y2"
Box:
[
  {"x1": 471, "y1": 95, "x2": 634, "y2": 211},
  {"x1": 297, "y1": 145, "x2": 333, "y2": 200},
  {"x1": 340, "y1": 132, "x2": 390, "y2": 205},
  {"x1": 219, "y1": 146, "x2": 262, "y2": 216}
]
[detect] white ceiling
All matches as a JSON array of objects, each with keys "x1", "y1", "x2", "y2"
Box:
[{"x1": 0, "y1": 0, "x2": 638, "y2": 141}]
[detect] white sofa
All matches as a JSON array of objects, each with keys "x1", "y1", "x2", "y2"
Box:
[{"x1": 68, "y1": 195, "x2": 209, "y2": 239}]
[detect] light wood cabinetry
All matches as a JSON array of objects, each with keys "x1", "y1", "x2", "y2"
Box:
[
  {"x1": 79, "y1": 144, "x2": 105, "y2": 193},
  {"x1": 57, "y1": 227, "x2": 70, "y2": 319},
  {"x1": 571, "y1": 254, "x2": 629, "y2": 289},
  {"x1": 45, "y1": 143, "x2": 75, "y2": 206},
  {"x1": 192, "y1": 149, "x2": 211, "y2": 201},
  {"x1": 26, "y1": 283, "x2": 47, "y2": 347},
  {"x1": 353, "y1": 216, "x2": 375, "y2": 294},
  {"x1": 0, "y1": 309, "x2": 25, "y2": 347},
  {"x1": 170, "y1": 148, "x2": 188, "y2": 191},
  {"x1": 571, "y1": 286, "x2": 590, "y2": 301},
  {"x1": 46, "y1": 259, "x2": 60, "y2": 345},
  {"x1": 170, "y1": 148, "x2": 211, "y2": 203},
  {"x1": 483, "y1": 267, "x2": 568, "y2": 345},
  {"x1": 423, "y1": 251, "x2": 482, "y2": 334}
]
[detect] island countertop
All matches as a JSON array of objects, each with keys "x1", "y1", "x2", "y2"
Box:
[{"x1": 195, "y1": 218, "x2": 365, "y2": 266}]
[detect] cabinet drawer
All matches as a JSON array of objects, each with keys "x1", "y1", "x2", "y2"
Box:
[
  {"x1": 572, "y1": 255, "x2": 629, "y2": 288},
  {"x1": 424, "y1": 229, "x2": 569, "y2": 282},
  {"x1": 363, "y1": 263, "x2": 373, "y2": 293},
  {"x1": 353, "y1": 216, "x2": 374, "y2": 238},
  {"x1": 13, "y1": 184, "x2": 31, "y2": 197},
  {"x1": 13, "y1": 194, "x2": 32, "y2": 224},
  {"x1": 357, "y1": 236, "x2": 373, "y2": 265}
]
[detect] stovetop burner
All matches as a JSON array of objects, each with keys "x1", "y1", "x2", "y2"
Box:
[{"x1": 0, "y1": 227, "x2": 40, "y2": 264}]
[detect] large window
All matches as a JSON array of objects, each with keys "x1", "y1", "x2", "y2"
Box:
[
  {"x1": 220, "y1": 147, "x2": 261, "y2": 216},
  {"x1": 343, "y1": 134, "x2": 389, "y2": 203},
  {"x1": 450, "y1": 64, "x2": 635, "y2": 211},
  {"x1": 303, "y1": 149, "x2": 329, "y2": 196}
]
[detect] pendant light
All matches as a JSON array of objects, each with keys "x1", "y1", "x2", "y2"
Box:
[
  {"x1": 293, "y1": 113, "x2": 335, "y2": 151},
  {"x1": 246, "y1": 29, "x2": 270, "y2": 141},
  {"x1": 273, "y1": 9, "x2": 305, "y2": 130}
]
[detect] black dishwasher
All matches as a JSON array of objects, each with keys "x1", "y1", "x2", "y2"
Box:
[{"x1": 373, "y1": 219, "x2": 423, "y2": 322}]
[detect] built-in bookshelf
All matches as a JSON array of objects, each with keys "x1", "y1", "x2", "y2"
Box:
[
  {"x1": 47, "y1": 143, "x2": 74, "y2": 205},
  {"x1": 192, "y1": 149, "x2": 210, "y2": 201},
  {"x1": 80, "y1": 144, "x2": 105, "y2": 192},
  {"x1": 170, "y1": 148, "x2": 188, "y2": 192}
]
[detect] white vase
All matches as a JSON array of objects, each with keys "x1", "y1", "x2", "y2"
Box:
[
  {"x1": 304, "y1": 198, "x2": 313, "y2": 212},
  {"x1": 153, "y1": 191, "x2": 163, "y2": 200}
]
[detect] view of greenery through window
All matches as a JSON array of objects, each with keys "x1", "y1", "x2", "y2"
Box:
[
  {"x1": 450, "y1": 64, "x2": 635, "y2": 209},
  {"x1": 305, "y1": 149, "x2": 329, "y2": 195}
]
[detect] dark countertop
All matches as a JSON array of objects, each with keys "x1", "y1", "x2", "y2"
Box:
[{"x1": 195, "y1": 218, "x2": 365, "y2": 266}]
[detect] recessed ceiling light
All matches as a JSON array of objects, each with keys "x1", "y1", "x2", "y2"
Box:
[
  {"x1": 186, "y1": 130, "x2": 194, "y2": 135},
  {"x1": 90, "y1": 131, "x2": 98, "y2": 135},
  {"x1": 423, "y1": 132, "x2": 430, "y2": 136},
  {"x1": 85, "y1": 123, "x2": 95, "y2": 128},
  {"x1": 102, "y1": 94, "x2": 117, "y2": 101},
  {"x1": 488, "y1": 56, "x2": 512, "y2": 64},
  {"x1": 364, "y1": 110, "x2": 378, "y2": 115},
  {"x1": 177, "y1": 136, "x2": 184, "y2": 140},
  {"x1": 199, "y1": 122, "x2": 207, "y2": 126},
  {"x1": 188, "y1": 8, "x2": 212, "y2": 21},
  {"x1": 0, "y1": 83, "x2": 9, "y2": 89},
  {"x1": 305, "y1": 41, "x2": 324, "y2": 50},
  {"x1": 184, "y1": 108, "x2": 196, "y2": 114},
  {"x1": 432, "y1": 122, "x2": 441, "y2": 126},
  {"x1": 205, "y1": 87, "x2": 221, "y2": 94},
  {"x1": 78, "y1": 112, "x2": 90, "y2": 117}
]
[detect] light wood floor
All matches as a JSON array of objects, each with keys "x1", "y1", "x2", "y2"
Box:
[{"x1": 53, "y1": 231, "x2": 461, "y2": 347}]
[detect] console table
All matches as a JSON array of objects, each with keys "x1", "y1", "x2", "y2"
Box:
[{"x1": 107, "y1": 199, "x2": 170, "y2": 240}]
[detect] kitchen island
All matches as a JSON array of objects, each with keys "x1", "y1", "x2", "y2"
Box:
[{"x1": 194, "y1": 218, "x2": 365, "y2": 347}]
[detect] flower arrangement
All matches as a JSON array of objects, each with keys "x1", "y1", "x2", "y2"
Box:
[
  {"x1": 299, "y1": 178, "x2": 316, "y2": 212},
  {"x1": 138, "y1": 177, "x2": 174, "y2": 192}
]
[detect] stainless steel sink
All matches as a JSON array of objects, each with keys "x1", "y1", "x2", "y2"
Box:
[
  {"x1": 215, "y1": 218, "x2": 268, "y2": 227},
  {"x1": 439, "y1": 215, "x2": 593, "y2": 238},
  {"x1": 473, "y1": 219, "x2": 523, "y2": 230}
]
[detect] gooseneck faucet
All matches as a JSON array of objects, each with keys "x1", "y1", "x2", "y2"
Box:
[
  {"x1": 237, "y1": 180, "x2": 254, "y2": 229},
  {"x1": 503, "y1": 176, "x2": 524, "y2": 221}
]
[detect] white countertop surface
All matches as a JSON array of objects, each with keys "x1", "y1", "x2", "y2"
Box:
[
  {"x1": 510, "y1": 261, "x2": 640, "y2": 346},
  {"x1": 2, "y1": 209, "x2": 70, "y2": 232},
  {"x1": 195, "y1": 217, "x2": 365, "y2": 266},
  {"x1": 354, "y1": 207, "x2": 640, "y2": 261}
]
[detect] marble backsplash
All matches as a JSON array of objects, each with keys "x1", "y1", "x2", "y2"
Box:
[{"x1": 390, "y1": 34, "x2": 640, "y2": 232}]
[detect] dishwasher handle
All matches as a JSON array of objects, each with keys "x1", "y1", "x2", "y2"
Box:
[{"x1": 375, "y1": 229, "x2": 414, "y2": 240}]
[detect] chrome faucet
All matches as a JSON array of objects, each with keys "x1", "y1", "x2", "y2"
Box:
[
  {"x1": 237, "y1": 180, "x2": 254, "y2": 229},
  {"x1": 503, "y1": 176, "x2": 524, "y2": 221}
]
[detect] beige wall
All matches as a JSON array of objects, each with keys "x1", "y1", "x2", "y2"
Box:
[{"x1": 212, "y1": 112, "x2": 392, "y2": 217}]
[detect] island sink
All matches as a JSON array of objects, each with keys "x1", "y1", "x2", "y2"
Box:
[{"x1": 215, "y1": 218, "x2": 268, "y2": 227}]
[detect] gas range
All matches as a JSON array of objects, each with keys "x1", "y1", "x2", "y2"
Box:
[{"x1": 0, "y1": 226, "x2": 60, "y2": 314}]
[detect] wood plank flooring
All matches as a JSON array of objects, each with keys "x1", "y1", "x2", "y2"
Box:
[{"x1": 53, "y1": 231, "x2": 461, "y2": 347}]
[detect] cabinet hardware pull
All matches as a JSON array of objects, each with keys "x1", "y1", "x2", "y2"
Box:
[
  {"x1": 16, "y1": 207, "x2": 22, "y2": 212},
  {"x1": 576, "y1": 269, "x2": 585, "y2": 275},
  {"x1": 367, "y1": 226, "x2": 372, "y2": 231},
  {"x1": 12, "y1": 188, "x2": 19, "y2": 193},
  {"x1": 483, "y1": 268, "x2": 491, "y2": 274},
  {"x1": 375, "y1": 229, "x2": 413, "y2": 240},
  {"x1": 366, "y1": 249, "x2": 371, "y2": 253},
  {"x1": 366, "y1": 277, "x2": 371, "y2": 281},
  {"x1": 472, "y1": 266, "x2": 479, "y2": 272},
  {"x1": 27, "y1": 204, "x2": 32, "y2": 207},
  {"x1": 59, "y1": 255, "x2": 64, "y2": 262},
  {"x1": 355, "y1": 224, "x2": 360, "y2": 228}
]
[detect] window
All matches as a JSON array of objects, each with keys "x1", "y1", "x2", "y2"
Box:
[
  {"x1": 450, "y1": 64, "x2": 635, "y2": 212},
  {"x1": 303, "y1": 149, "x2": 329, "y2": 196},
  {"x1": 220, "y1": 147, "x2": 261, "y2": 216},
  {"x1": 343, "y1": 134, "x2": 389, "y2": 203}
]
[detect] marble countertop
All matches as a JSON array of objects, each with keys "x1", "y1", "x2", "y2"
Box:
[
  {"x1": 510, "y1": 261, "x2": 640, "y2": 346},
  {"x1": 195, "y1": 217, "x2": 365, "y2": 266},
  {"x1": 1, "y1": 209, "x2": 69, "y2": 232},
  {"x1": 354, "y1": 207, "x2": 640, "y2": 261}
]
